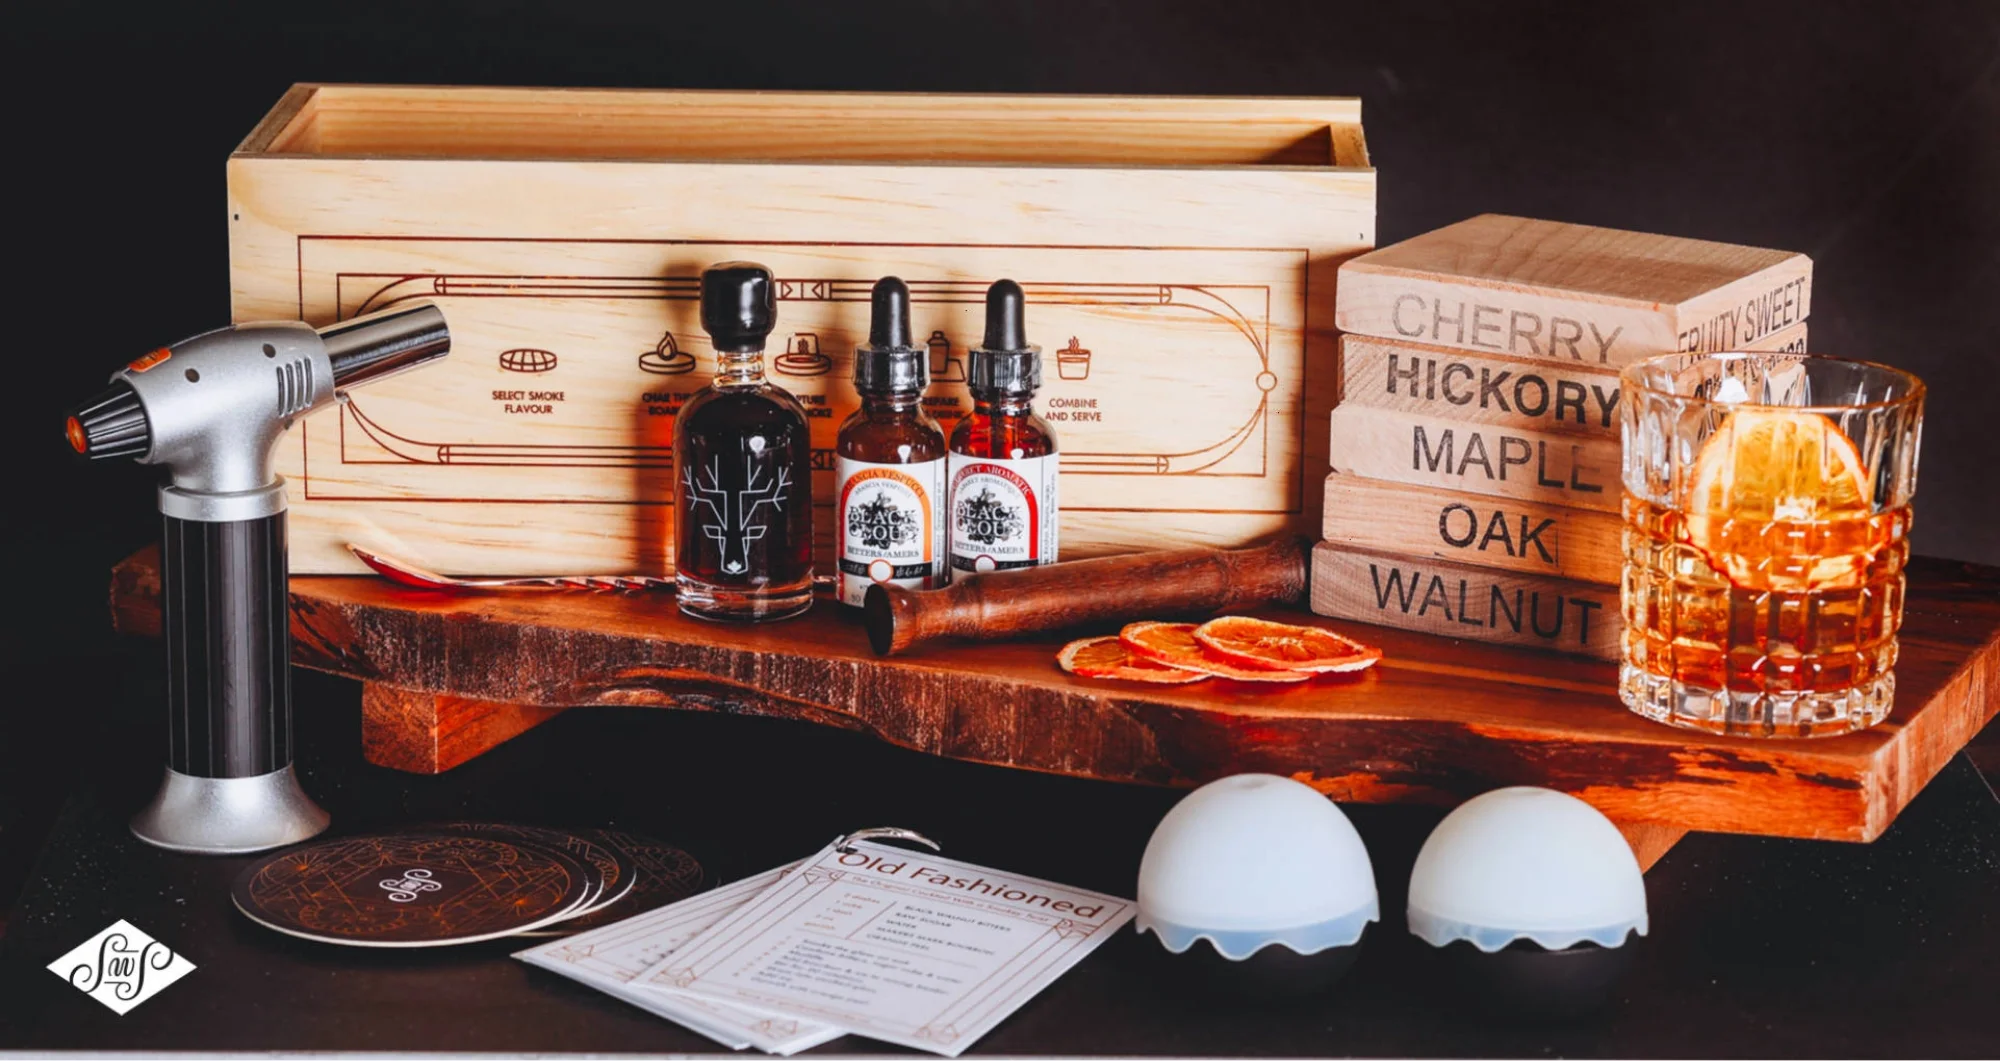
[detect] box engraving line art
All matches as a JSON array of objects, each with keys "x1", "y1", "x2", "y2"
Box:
[{"x1": 300, "y1": 240, "x2": 1299, "y2": 507}]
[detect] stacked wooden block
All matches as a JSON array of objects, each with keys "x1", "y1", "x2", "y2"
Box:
[{"x1": 1312, "y1": 214, "x2": 1812, "y2": 659}]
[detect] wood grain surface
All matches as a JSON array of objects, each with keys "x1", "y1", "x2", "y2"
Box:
[
  {"x1": 108, "y1": 546, "x2": 2000, "y2": 843},
  {"x1": 1321, "y1": 473, "x2": 1624, "y2": 585},
  {"x1": 1309, "y1": 543, "x2": 1622, "y2": 659},
  {"x1": 1334, "y1": 214, "x2": 1812, "y2": 365},
  {"x1": 229, "y1": 85, "x2": 1376, "y2": 575}
]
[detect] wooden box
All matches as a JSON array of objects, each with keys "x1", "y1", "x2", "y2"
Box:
[{"x1": 227, "y1": 85, "x2": 1375, "y2": 573}]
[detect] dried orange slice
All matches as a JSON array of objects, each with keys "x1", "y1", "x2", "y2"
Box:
[
  {"x1": 1686, "y1": 407, "x2": 1878, "y2": 590},
  {"x1": 1193, "y1": 616, "x2": 1383, "y2": 673},
  {"x1": 1056, "y1": 636, "x2": 1210, "y2": 684},
  {"x1": 1119, "y1": 621, "x2": 1313, "y2": 683}
]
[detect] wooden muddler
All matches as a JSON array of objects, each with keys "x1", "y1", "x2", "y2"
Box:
[{"x1": 862, "y1": 537, "x2": 1312, "y2": 656}]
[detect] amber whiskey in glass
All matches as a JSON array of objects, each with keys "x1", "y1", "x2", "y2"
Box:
[
  {"x1": 673, "y1": 262, "x2": 815, "y2": 621},
  {"x1": 1619, "y1": 352, "x2": 1923, "y2": 737}
]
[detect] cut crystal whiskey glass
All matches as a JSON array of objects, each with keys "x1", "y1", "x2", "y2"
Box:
[{"x1": 1618, "y1": 352, "x2": 1923, "y2": 737}]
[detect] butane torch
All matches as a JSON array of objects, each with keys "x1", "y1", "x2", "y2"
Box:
[{"x1": 66, "y1": 303, "x2": 451, "y2": 854}]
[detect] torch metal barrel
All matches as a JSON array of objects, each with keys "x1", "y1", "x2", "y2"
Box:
[{"x1": 321, "y1": 303, "x2": 451, "y2": 387}]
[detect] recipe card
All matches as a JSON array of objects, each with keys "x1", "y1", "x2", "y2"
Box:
[
  {"x1": 515, "y1": 863, "x2": 843, "y2": 1054},
  {"x1": 637, "y1": 839, "x2": 1134, "y2": 1056}
]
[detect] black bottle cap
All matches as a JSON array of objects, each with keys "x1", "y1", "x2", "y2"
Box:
[
  {"x1": 968, "y1": 278, "x2": 1040, "y2": 398},
  {"x1": 700, "y1": 262, "x2": 777, "y2": 353},
  {"x1": 854, "y1": 276, "x2": 927, "y2": 395}
]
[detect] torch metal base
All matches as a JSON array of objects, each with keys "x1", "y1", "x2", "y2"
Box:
[{"x1": 129, "y1": 765, "x2": 330, "y2": 855}]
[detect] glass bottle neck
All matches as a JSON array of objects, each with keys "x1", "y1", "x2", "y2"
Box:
[
  {"x1": 859, "y1": 392, "x2": 923, "y2": 415},
  {"x1": 971, "y1": 395, "x2": 1034, "y2": 416},
  {"x1": 714, "y1": 350, "x2": 766, "y2": 387}
]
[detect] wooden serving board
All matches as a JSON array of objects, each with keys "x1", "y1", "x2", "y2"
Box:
[{"x1": 108, "y1": 547, "x2": 1999, "y2": 854}]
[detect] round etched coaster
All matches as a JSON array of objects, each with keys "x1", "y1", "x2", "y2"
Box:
[
  {"x1": 232, "y1": 833, "x2": 595, "y2": 947},
  {"x1": 557, "y1": 829, "x2": 706, "y2": 930},
  {"x1": 430, "y1": 823, "x2": 637, "y2": 930}
]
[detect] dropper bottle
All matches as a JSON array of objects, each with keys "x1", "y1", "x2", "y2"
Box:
[
  {"x1": 946, "y1": 279, "x2": 1060, "y2": 575},
  {"x1": 834, "y1": 277, "x2": 948, "y2": 608}
]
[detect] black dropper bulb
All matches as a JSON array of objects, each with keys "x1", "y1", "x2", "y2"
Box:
[
  {"x1": 967, "y1": 279, "x2": 1040, "y2": 399},
  {"x1": 700, "y1": 261, "x2": 777, "y2": 353},
  {"x1": 982, "y1": 279, "x2": 1028, "y2": 352},
  {"x1": 854, "y1": 277, "x2": 926, "y2": 395},
  {"x1": 870, "y1": 276, "x2": 914, "y2": 349}
]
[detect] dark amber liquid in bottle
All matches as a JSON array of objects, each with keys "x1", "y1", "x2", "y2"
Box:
[
  {"x1": 836, "y1": 395, "x2": 948, "y2": 606},
  {"x1": 840, "y1": 397, "x2": 949, "y2": 465},
  {"x1": 946, "y1": 395, "x2": 1060, "y2": 573},
  {"x1": 947, "y1": 397, "x2": 1057, "y2": 462},
  {"x1": 673, "y1": 358, "x2": 815, "y2": 620}
]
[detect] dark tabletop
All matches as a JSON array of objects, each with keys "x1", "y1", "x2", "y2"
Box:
[{"x1": 1, "y1": 653, "x2": 1996, "y2": 1059}]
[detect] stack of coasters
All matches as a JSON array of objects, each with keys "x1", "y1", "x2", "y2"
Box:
[
  {"x1": 1318, "y1": 214, "x2": 1812, "y2": 658},
  {"x1": 231, "y1": 824, "x2": 700, "y2": 947}
]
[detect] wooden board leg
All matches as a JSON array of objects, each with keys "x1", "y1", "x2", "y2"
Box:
[
  {"x1": 360, "y1": 683, "x2": 563, "y2": 774},
  {"x1": 1617, "y1": 821, "x2": 1689, "y2": 872}
]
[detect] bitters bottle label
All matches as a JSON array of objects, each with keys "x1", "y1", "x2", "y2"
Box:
[
  {"x1": 836, "y1": 457, "x2": 947, "y2": 606},
  {"x1": 947, "y1": 454, "x2": 1059, "y2": 573}
]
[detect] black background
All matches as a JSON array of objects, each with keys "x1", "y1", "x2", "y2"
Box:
[{"x1": 5, "y1": 0, "x2": 1997, "y2": 948}]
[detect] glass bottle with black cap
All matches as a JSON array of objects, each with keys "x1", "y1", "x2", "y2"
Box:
[
  {"x1": 673, "y1": 262, "x2": 815, "y2": 621},
  {"x1": 946, "y1": 279, "x2": 1059, "y2": 575},
  {"x1": 835, "y1": 277, "x2": 948, "y2": 607}
]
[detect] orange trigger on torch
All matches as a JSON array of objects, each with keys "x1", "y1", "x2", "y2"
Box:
[{"x1": 127, "y1": 347, "x2": 172, "y2": 372}]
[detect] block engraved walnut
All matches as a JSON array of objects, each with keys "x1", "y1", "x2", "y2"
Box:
[{"x1": 1310, "y1": 543, "x2": 1622, "y2": 660}]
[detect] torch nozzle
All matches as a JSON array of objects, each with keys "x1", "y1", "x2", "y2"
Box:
[{"x1": 66, "y1": 380, "x2": 151, "y2": 460}]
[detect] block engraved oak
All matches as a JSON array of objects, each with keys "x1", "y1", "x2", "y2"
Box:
[
  {"x1": 1321, "y1": 473, "x2": 1624, "y2": 585},
  {"x1": 228, "y1": 85, "x2": 1376, "y2": 575},
  {"x1": 107, "y1": 546, "x2": 2000, "y2": 843},
  {"x1": 1334, "y1": 214, "x2": 1811, "y2": 365},
  {"x1": 1310, "y1": 543, "x2": 1622, "y2": 660}
]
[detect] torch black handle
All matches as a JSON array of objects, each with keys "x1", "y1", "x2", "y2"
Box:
[{"x1": 161, "y1": 513, "x2": 291, "y2": 778}]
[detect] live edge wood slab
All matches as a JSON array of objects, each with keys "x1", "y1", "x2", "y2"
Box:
[{"x1": 109, "y1": 547, "x2": 1999, "y2": 862}]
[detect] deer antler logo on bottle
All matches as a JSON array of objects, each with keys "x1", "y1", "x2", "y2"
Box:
[
  {"x1": 671, "y1": 263, "x2": 816, "y2": 621},
  {"x1": 683, "y1": 456, "x2": 794, "y2": 576}
]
